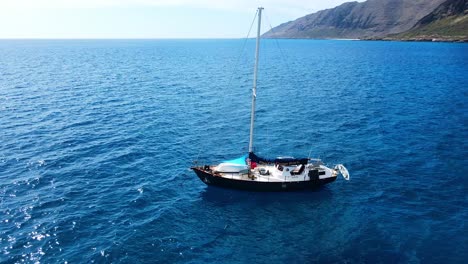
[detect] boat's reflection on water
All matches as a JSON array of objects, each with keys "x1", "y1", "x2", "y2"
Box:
[{"x1": 199, "y1": 186, "x2": 334, "y2": 206}]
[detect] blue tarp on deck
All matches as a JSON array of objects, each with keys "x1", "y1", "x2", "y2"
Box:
[{"x1": 222, "y1": 155, "x2": 247, "y2": 165}]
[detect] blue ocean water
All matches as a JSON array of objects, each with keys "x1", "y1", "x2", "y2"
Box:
[{"x1": 0, "y1": 39, "x2": 467, "y2": 263}]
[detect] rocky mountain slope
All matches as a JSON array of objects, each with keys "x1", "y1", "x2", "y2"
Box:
[
  {"x1": 263, "y1": 0, "x2": 446, "y2": 39},
  {"x1": 391, "y1": 0, "x2": 468, "y2": 41}
]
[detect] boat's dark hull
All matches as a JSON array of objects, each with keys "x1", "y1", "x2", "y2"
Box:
[{"x1": 192, "y1": 167, "x2": 337, "y2": 192}]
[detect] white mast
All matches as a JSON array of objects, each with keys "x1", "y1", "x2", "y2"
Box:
[{"x1": 249, "y1": 7, "x2": 263, "y2": 153}]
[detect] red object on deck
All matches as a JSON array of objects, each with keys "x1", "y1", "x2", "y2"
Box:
[{"x1": 250, "y1": 161, "x2": 257, "y2": 169}]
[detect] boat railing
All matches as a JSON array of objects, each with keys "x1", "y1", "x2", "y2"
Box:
[{"x1": 309, "y1": 159, "x2": 323, "y2": 164}]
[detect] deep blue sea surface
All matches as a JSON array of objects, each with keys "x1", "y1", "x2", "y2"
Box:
[{"x1": 0, "y1": 39, "x2": 467, "y2": 263}]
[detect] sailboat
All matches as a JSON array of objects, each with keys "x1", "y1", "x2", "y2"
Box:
[{"x1": 191, "y1": 7, "x2": 349, "y2": 191}]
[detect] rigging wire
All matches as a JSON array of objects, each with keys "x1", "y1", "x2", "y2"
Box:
[
  {"x1": 216, "y1": 9, "x2": 259, "y2": 155},
  {"x1": 225, "y1": 9, "x2": 259, "y2": 91},
  {"x1": 265, "y1": 11, "x2": 313, "y2": 157},
  {"x1": 264, "y1": 12, "x2": 295, "y2": 79}
]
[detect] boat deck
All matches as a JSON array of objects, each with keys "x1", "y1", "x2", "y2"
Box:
[{"x1": 212, "y1": 163, "x2": 334, "y2": 183}]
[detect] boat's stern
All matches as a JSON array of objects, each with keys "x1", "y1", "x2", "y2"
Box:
[{"x1": 334, "y1": 164, "x2": 350, "y2": 180}]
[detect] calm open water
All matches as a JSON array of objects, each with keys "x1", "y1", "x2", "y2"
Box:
[{"x1": 0, "y1": 39, "x2": 467, "y2": 263}]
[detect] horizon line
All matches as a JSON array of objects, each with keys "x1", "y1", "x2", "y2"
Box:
[
  {"x1": 0, "y1": 37, "x2": 360, "y2": 41},
  {"x1": 0, "y1": 37, "x2": 246, "y2": 40}
]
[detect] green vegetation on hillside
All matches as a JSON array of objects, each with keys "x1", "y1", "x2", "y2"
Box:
[
  {"x1": 398, "y1": 14, "x2": 467, "y2": 38},
  {"x1": 393, "y1": 0, "x2": 468, "y2": 41}
]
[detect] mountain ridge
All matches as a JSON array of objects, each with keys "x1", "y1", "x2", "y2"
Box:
[
  {"x1": 386, "y1": 0, "x2": 468, "y2": 41},
  {"x1": 263, "y1": 0, "x2": 461, "y2": 41}
]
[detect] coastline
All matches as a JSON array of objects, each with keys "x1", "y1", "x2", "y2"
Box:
[
  {"x1": 263, "y1": 36, "x2": 467, "y2": 43},
  {"x1": 361, "y1": 36, "x2": 468, "y2": 43}
]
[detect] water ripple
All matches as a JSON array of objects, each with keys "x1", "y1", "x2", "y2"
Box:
[{"x1": 0, "y1": 39, "x2": 467, "y2": 263}]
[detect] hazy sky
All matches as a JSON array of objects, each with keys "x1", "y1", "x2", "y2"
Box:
[{"x1": 0, "y1": 0, "x2": 363, "y2": 38}]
